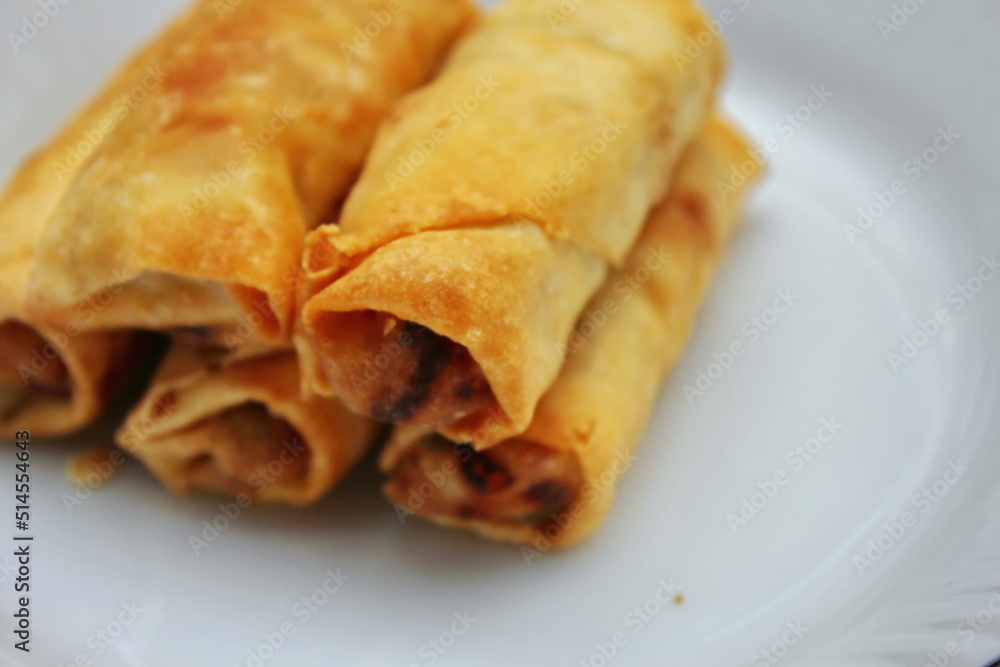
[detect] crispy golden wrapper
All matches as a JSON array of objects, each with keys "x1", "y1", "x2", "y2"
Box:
[
  {"x1": 382, "y1": 118, "x2": 761, "y2": 547},
  {"x1": 300, "y1": 0, "x2": 725, "y2": 445},
  {"x1": 24, "y1": 0, "x2": 475, "y2": 342},
  {"x1": 119, "y1": 344, "x2": 377, "y2": 505}
]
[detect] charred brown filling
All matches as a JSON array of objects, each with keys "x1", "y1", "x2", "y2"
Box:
[
  {"x1": 315, "y1": 310, "x2": 494, "y2": 428},
  {"x1": 181, "y1": 402, "x2": 310, "y2": 497},
  {"x1": 384, "y1": 435, "x2": 584, "y2": 525},
  {"x1": 0, "y1": 321, "x2": 71, "y2": 418}
]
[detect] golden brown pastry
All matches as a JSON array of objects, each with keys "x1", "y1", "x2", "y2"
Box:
[
  {"x1": 299, "y1": 0, "x2": 725, "y2": 446},
  {"x1": 118, "y1": 344, "x2": 376, "y2": 505},
  {"x1": 381, "y1": 117, "x2": 761, "y2": 548},
  {"x1": 0, "y1": 34, "x2": 158, "y2": 437},
  {"x1": 23, "y1": 0, "x2": 476, "y2": 343},
  {"x1": 0, "y1": 321, "x2": 133, "y2": 439}
]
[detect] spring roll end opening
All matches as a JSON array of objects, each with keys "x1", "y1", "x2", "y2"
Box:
[
  {"x1": 0, "y1": 320, "x2": 73, "y2": 423},
  {"x1": 384, "y1": 434, "x2": 584, "y2": 529},
  {"x1": 310, "y1": 309, "x2": 495, "y2": 429},
  {"x1": 172, "y1": 401, "x2": 312, "y2": 502}
]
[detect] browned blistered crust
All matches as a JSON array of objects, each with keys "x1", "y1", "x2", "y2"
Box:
[
  {"x1": 381, "y1": 118, "x2": 762, "y2": 547},
  {"x1": 22, "y1": 0, "x2": 476, "y2": 341},
  {"x1": 300, "y1": 0, "x2": 725, "y2": 445},
  {"x1": 118, "y1": 344, "x2": 376, "y2": 505}
]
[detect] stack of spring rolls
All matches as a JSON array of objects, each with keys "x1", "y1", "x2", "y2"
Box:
[
  {"x1": 1, "y1": 0, "x2": 760, "y2": 547},
  {"x1": 1, "y1": 0, "x2": 475, "y2": 502}
]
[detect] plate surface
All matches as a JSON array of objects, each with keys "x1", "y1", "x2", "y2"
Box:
[{"x1": 1, "y1": 1, "x2": 999, "y2": 666}]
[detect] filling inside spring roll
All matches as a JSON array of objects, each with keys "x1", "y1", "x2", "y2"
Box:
[
  {"x1": 0, "y1": 319, "x2": 136, "y2": 438},
  {"x1": 173, "y1": 402, "x2": 310, "y2": 500},
  {"x1": 308, "y1": 313, "x2": 495, "y2": 428},
  {"x1": 385, "y1": 434, "x2": 583, "y2": 524},
  {"x1": 302, "y1": 223, "x2": 607, "y2": 440},
  {"x1": 0, "y1": 321, "x2": 71, "y2": 412},
  {"x1": 380, "y1": 117, "x2": 761, "y2": 547},
  {"x1": 300, "y1": 0, "x2": 722, "y2": 443},
  {"x1": 120, "y1": 345, "x2": 375, "y2": 505}
]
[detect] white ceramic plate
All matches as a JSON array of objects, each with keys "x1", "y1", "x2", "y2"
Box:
[{"x1": 2, "y1": 1, "x2": 999, "y2": 666}]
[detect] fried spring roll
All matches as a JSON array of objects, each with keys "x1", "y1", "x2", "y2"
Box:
[
  {"x1": 23, "y1": 0, "x2": 475, "y2": 343},
  {"x1": 300, "y1": 0, "x2": 725, "y2": 445},
  {"x1": 118, "y1": 345, "x2": 376, "y2": 505},
  {"x1": 381, "y1": 118, "x2": 760, "y2": 547},
  {"x1": 0, "y1": 320, "x2": 133, "y2": 438},
  {"x1": 0, "y1": 35, "x2": 158, "y2": 437}
]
